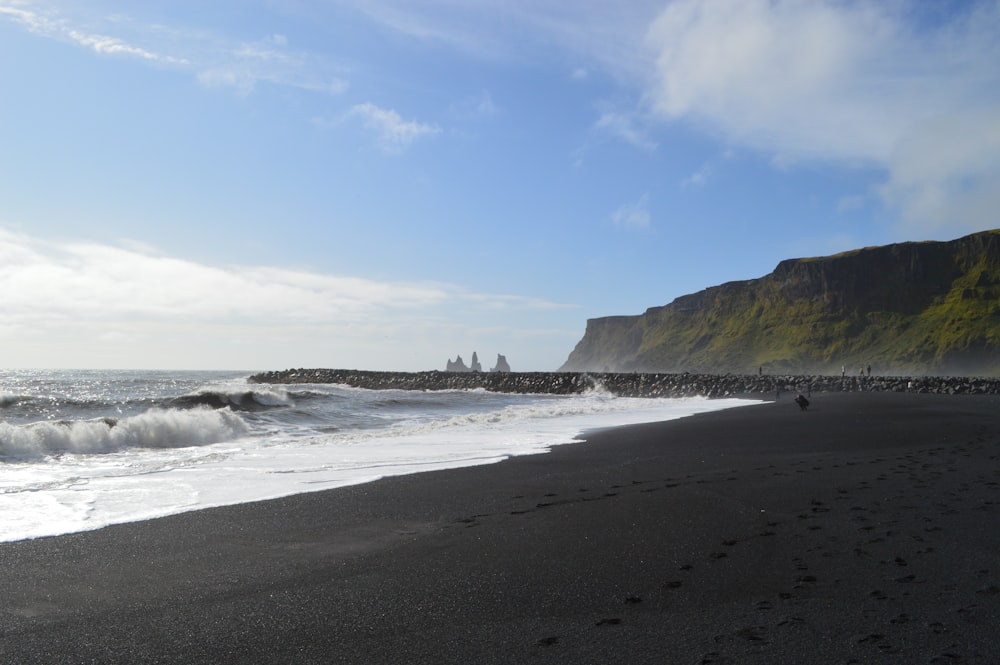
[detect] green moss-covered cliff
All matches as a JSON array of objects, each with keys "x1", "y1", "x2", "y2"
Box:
[{"x1": 560, "y1": 230, "x2": 1000, "y2": 376}]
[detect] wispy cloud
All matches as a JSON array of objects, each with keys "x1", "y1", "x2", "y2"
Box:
[
  {"x1": 681, "y1": 163, "x2": 711, "y2": 188},
  {"x1": 0, "y1": 2, "x2": 186, "y2": 64},
  {"x1": 347, "y1": 102, "x2": 441, "y2": 152},
  {"x1": 451, "y1": 90, "x2": 499, "y2": 120},
  {"x1": 594, "y1": 109, "x2": 658, "y2": 151},
  {"x1": 0, "y1": 2, "x2": 347, "y2": 96},
  {"x1": 460, "y1": 293, "x2": 577, "y2": 311},
  {"x1": 610, "y1": 194, "x2": 652, "y2": 229},
  {"x1": 335, "y1": 0, "x2": 659, "y2": 72},
  {"x1": 197, "y1": 33, "x2": 349, "y2": 96}
]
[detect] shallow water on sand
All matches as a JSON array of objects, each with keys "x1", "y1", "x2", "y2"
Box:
[{"x1": 0, "y1": 369, "x2": 758, "y2": 541}]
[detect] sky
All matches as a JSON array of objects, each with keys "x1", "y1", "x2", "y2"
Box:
[{"x1": 1, "y1": 0, "x2": 999, "y2": 372}]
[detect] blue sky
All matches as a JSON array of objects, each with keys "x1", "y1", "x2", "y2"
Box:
[{"x1": 1, "y1": 0, "x2": 998, "y2": 371}]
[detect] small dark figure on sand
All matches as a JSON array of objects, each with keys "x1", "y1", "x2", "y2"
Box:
[{"x1": 794, "y1": 393, "x2": 810, "y2": 411}]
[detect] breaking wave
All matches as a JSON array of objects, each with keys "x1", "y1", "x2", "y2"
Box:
[
  {"x1": 0, "y1": 393, "x2": 29, "y2": 409},
  {"x1": 168, "y1": 387, "x2": 292, "y2": 412},
  {"x1": 0, "y1": 407, "x2": 249, "y2": 460}
]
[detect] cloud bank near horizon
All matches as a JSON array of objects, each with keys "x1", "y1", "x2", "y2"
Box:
[{"x1": 0, "y1": 230, "x2": 575, "y2": 370}]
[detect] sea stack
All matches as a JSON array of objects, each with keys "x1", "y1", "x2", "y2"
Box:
[{"x1": 491, "y1": 354, "x2": 511, "y2": 373}]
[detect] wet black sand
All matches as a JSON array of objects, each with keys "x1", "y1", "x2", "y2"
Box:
[{"x1": 1, "y1": 392, "x2": 999, "y2": 664}]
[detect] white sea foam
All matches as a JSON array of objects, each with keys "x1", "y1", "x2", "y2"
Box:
[
  {"x1": 0, "y1": 371, "x2": 766, "y2": 542},
  {"x1": 0, "y1": 407, "x2": 248, "y2": 459},
  {"x1": 0, "y1": 391, "x2": 760, "y2": 543}
]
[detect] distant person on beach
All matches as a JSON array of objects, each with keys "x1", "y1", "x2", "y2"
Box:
[{"x1": 794, "y1": 393, "x2": 809, "y2": 411}]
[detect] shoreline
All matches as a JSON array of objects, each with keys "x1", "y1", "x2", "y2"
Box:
[
  {"x1": 1, "y1": 391, "x2": 998, "y2": 663},
  {"x1": 250, "y1": 368, "x2": 1000, "y2": 397}
]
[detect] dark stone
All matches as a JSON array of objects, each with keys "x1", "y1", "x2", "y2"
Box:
[
  {"x1": 249, "y1": 370, "x2": 1000, "y2": 398},
  {"x1": 491, "y1": 354, "x2": 511, "y2": 373}
]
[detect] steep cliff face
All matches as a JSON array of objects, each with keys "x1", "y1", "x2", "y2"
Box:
[{"x1": 560, "y1": 230, "x2": 1000, "y2": 375}]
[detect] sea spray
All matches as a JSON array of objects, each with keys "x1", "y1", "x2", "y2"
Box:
[{"x1": 0, "y1": 407, "x2": 249, "y2": 459}]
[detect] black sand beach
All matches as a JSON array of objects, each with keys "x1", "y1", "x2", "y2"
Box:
[{"x1": 2, "y1": 392, "x2": 999, "y2": 664}]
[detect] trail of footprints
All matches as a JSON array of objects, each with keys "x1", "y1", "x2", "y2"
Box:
[
  {"x1": 450, "y1": 428, "x2": 1000, "y2": 662},
  {"x1": 688, "y1": 434, "x2": 999, "y2": 664}
]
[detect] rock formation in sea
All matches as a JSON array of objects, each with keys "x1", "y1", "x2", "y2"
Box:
[
  {"x1": 447, "y1": 352, "x2": 506, "y2": 372},
  {"x1": 491, "y1": 354, "x2": 511, "y2": 373},
  {"x1": 560, "y1": 229, "x2": 1000, "y2": 376}
]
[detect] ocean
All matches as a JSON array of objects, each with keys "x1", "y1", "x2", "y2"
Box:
[{"x1": 0, "y1": 369, "x2": 759, "y2": 542}]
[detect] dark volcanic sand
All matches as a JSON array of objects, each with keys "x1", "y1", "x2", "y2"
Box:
[{"x1": 1, "y1": 392, "x2": 999, "y2": 664}]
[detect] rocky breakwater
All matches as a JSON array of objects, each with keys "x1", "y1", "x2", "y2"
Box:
[
  {"x1": 249, "y1": 369, "x2": 593, "y2": 394},
  {"x1": 248, "y1": 369, "x2": 1000, "y2": 398}
]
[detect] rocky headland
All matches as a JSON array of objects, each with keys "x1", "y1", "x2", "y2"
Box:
[
  {"x1": 561, "y1": 229, "x2": 1000, "y2": 375},
  {"x1": 249, "y1": 368, "x2": 1000, "y2": 398}
]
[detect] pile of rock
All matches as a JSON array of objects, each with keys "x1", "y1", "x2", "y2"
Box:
[{"x1": 249, "y1": 369, "x2": 1000, "y2": 397}]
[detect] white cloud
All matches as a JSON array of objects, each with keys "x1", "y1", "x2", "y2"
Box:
[
  {"x1": 610, "y1": 194, "x2": 652, "y2": 229},
  {"x1": 97, "y1": 330, "x2": 141, "y2": 345},
  {"x1": 878, "y1": 108, "x2": 1000, "y2": 232},
  {"x1": 336, "y1": 0, "x2": 661, "y2": 71},
  {"x1": 0, "y1": 3, "x2": 346, "y2": 96},
  {"x1": 66, "y1": 29, "x2": 167, "y2": 61},
  {"x1": 348, "y1": 102, "x2": 441, "y2": 152},
  {"x1": 837, "y1": 194, "x2": 867, "y2": 214},
  {"x1": 645, "y1": 0, "x2": 905, "y2": 161},
  {"x1": 460, "y1": 293, "x2": 577, "y2": 311},
  {"x1": 470, "y1": 90, "x2": 498, "y2": 118},
  {"x1": 0, "y1": 3, "x2": 186, "y2": 64},
  {"x1": 594, "y1": 109, "x2": 657, "y2": 151},
  {"x1": 449, "y1": 90, "x2": 499, "y2": 122},
  {"x1": 0, "y1": 229, "x2": 574, "y2": 370},
  {"x1": 0, "y1": 230, "x2": 450, "y2": 324},
  {"x1": 681, "y1": 163, "x2": 711, "y2": 188},
  {"x1": 197, "y1": 68, "x2": 258, "y2": 96},
  {"x1": 196, "y1": 32, "x2": 350, "y2": 96},
  {"x1": 642, "y1": 0, "x2": 1000, "y2": 233}
]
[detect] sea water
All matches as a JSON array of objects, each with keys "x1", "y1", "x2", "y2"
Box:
[{"x1": 0, "y1": 369, "x2": 758, "y2": 542}]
